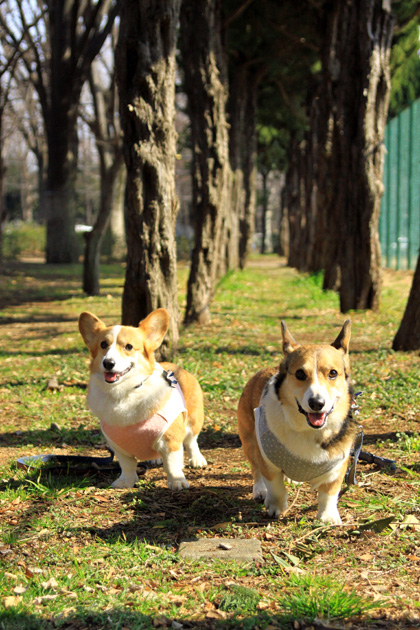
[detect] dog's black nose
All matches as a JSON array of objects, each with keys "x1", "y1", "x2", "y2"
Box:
[
  {"x1": 103, "y1": 358, "x2": 115, "y2": 371},
  {"x1": 308, "y1": 396, "x2": 325, "y2": 412}
]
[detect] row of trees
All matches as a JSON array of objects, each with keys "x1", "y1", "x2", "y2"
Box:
[{"x1": 1, "y1": 0, "x2": 420, "y2": 355}]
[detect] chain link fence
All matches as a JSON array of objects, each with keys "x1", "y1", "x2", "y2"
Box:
[{"x1": 379, "y1": 97, "x2": 420, "y2": 270}]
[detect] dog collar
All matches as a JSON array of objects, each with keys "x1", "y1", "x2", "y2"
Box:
[
  {"x1": 255, "y1": 405, "x2": 346, "y2": 483},
  {"x1": 134, "y1": 365, "x2": 178, "y2": 390}
]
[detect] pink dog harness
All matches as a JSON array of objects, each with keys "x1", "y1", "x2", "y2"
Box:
[{"x1": 101, "y1": 383, "x2": 187, "y2": 461}]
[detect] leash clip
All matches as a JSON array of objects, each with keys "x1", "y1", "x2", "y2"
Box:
[
  {"x1": 163, "y1": 369, "x2": 178, "y2": 388},
  {"x1": 346, "y1": 426, "x2": 364, "y2": 485},
  {"x1": 351, "y1": 391, "x2": 363, "y2": 416}
]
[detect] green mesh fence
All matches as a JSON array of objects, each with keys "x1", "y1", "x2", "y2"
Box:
[{"x1": 380, "y1": 97, "x2": 420, "y2": 269}]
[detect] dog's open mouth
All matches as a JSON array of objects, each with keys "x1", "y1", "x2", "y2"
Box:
[
  {"x1": 296, "y1": 400, "x2": 328, "y2": 429},
  {"x1": 307, "y1": 411, "x2": 327, "y2": 428},
  {"x1": 104, "y1": 366, "x2": 132, "y2": 383}
]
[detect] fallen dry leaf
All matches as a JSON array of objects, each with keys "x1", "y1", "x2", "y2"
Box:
[
  {"x1": 358, "y1": 553, "x2": 373, "y2": 561},
  {"x1": 13, "y1": 585, "x2": 28, "y2": 595},
  {"x1": 206, "y1": 609, "x2": 227, "y2": 620},
  {"x1": 41, "y1": 577, "x2": 58, "y2": 590},
  {"x1": 3, "y1": 595, "x2": 23, "y2": 608}
]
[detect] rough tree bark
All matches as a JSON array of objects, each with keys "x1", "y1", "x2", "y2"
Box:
[
  {"x1": 285, "y1": 0, "x2": 393, "y2": 307},
  {"x1": 325, "y1": 0, "x2": 394, "y2": 312},
  {"x1": 392, "y1": 254, "x2": 420, "y2": 351},
  {"x1": 180, "y1": 0, "x2": 233, "y2": 325},
  {"x1": 116, "y1": 0, "x2": 180, "y2": 358}
]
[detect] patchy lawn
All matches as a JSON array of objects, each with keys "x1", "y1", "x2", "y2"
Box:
[{"x1": 0, "y1": 256, "x2": 419, "y2": 630}]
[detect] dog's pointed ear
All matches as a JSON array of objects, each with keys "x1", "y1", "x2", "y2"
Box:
[
  {"x1": 79, "y1": 312, "x2": 106, "y2": 346},
  {"x1": 281, "y1": 321, "x2": 300, "y2": 355},
  {"x1": 139, "y1": 308, "x2": 170, "y2": 352},
  {"x1": 331, "y1": 319, "x2": 351, "y2": 354}
]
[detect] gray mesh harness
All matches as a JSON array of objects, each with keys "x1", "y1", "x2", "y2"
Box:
[{"x1": 255, "y1": 404, "x2": 346, "y2": 482}]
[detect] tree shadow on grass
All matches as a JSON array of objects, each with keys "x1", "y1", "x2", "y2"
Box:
[
  {"x1": 0, "y1": 424, "x2": 239, "y2": 452},
  {"x1": 0, "y1": 426, "x2": 101, "y2": 450},
  {"x1": 1, "y1": 608, "x2": 386, "y2": 630},
  {"x1": 80, "y1": 481, "x2": 268, "y2": 547},
  {"x1": 2, "y1": 462, "x2": 266, "y2": 547},
  {"x1": 0, "y1": 347, "x2": 85, "y2": 359}
]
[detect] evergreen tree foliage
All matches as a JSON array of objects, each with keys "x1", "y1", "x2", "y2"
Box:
[
  {"x1": 389, "y1": 0, "x2": 420, "y2": 117},
  {"x1": 225, "y1": 0, "x2": 322, "y2": 172}
]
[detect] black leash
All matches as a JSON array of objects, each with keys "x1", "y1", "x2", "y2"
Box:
[
  {"x1": 16, "y1": 370, "x2": 178, "y2": 474},
  {"x1": 17, "y1": 448, "x2": 116, "y2": 471},
  {"x1": 345, "y1": 391, "x2": 396, "y2": 485}
]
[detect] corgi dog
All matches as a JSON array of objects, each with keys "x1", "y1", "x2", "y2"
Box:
[
  {"x1": 238, "y1": 321, "x2": 359, "y2": 525},
  {"x1": 78, "y1": 309, "x2": 207, "y2": 490}
]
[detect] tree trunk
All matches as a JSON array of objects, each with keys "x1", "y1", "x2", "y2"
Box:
[
  {"x1": 0, "y1": 94, "x2": 5, "y2": 262},
  {"x1": 116, "y1": 0, "x2": 180, "y2": 358},
  {"x1": 109, "y1": 164, "x2": 126, "y2": 261},
  {"x1": 44, "y1": 116, "x2": 80, "y2": 263},
  {"x1": 260, "y1": 171, "x2": 268, "y2": 254},
  {"x1": 44, "y1": 3, "x2": 82, "y2": 264},
  {"x1": 83, "y1": 58, "x2": 124, "y2": 295},
  {"x1": 286, "y1": 1, "x2": 393, "y2": 302},
  {"x1": 325, "y1": 0, "x2": 394, "y2": 312},
  {"x1": 180, "y1": 0, "x2": 232, "y2": 325},
  {"x1": 236, "y1": 68, "x2": 258, "y2": 269},
  {"x1": 0, "y1": 148, "x2": 5, "y2": 263},
  {"x1": 393, "y1": 254, "x2": 420, "y2": 351},
  {"x1": 83, "y1": 158, "x2": 122, "y2": 295},
  {"x1": 285, "y1": 136, "x2": 306, "y2": 270}
]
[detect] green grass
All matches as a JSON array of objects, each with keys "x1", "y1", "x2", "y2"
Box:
[
  {"x1": 277, "y1": 574, "x2": 383, "y2": 622},
  {"x1": 0, "y1": 256, "x2": 419, "y2": 629}
]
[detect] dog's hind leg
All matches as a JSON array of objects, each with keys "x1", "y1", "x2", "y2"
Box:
[
  {"x1": 183, "y1": 427, "x2": 207, "y2": 468},
  {"x1": 252, "y1": 474, "x2": 267, "y2": 501},
  {"x1": 155, "y1": 417, "x2": 190, "y2": 490}
]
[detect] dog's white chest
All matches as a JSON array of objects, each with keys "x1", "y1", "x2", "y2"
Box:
[
  {"x1": 255, "y1": 406, "x2": 345, "y2": 482},
  {"x1": 87, "y1": 372, "x2": 168, "y2": 426}
]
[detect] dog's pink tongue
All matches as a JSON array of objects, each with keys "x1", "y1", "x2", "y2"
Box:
[
  {"x1": 105, "y1": 372, "x2": 118, "y2": 383},
  {"x1": 308, "y1": 412, "x2": 326, "y2": 427}
]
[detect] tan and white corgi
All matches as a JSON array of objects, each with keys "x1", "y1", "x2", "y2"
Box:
[
  {"x1": 238, "y1": 321, "x2": 359, "y2": 525},
  {"x1": 78, "y1": 309, "x2": 207, "y2": 490}
]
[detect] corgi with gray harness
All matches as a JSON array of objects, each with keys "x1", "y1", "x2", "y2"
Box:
[{"x1": 238, "y1": 321, "x2": 359, "y2": 525}]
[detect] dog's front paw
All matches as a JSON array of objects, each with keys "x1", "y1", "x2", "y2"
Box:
[
  {"x1": 189, "y1": 453, "x2": 207, "y2": 468},
  {"x1": 265, "y1": 497, "x2": 287, "y2": 518},
  {"x1": 111, "y1": 475, "x2": 138, "y2": 489},
  {"x1": 168, "y1": 476, "x2": 190, "y2": 491},
  {"x1": 317, "y1": 508, "x2": 342, "y2": 526},
  {"x1": 253, "y1": 479, "x2": 267, "y2": 501},
  {"x1": 265, "y1": 501, "x2": 282, "y2": 518}
]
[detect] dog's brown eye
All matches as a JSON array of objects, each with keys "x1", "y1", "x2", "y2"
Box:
[
  {"x1": 295, "y1": 369, "x2": 306, "y2": 381},
  {"x1": 100, "y1": 341, "x2": 108, "y2": 349},
  {"x1": 125, "y1": 344, "x2": 133, "y2": 351},
  {"x1": 329, "y1": 369, "x2": 338, "y2": 379}
]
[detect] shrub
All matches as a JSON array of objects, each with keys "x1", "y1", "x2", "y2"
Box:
[{"x1": 2, "y1": 222, "x2": 46, "y2": 260}]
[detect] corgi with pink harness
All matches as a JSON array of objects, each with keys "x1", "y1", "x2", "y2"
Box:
[{"x1": 79, "y1": 309, "x2": 207, "y2": 490}]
